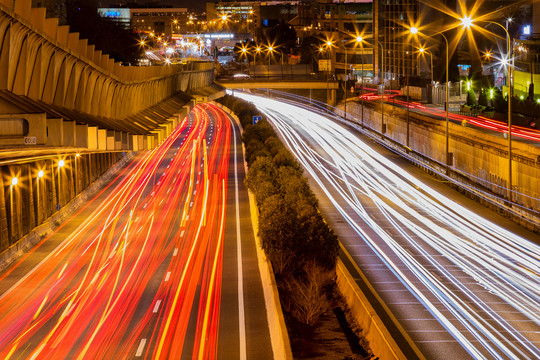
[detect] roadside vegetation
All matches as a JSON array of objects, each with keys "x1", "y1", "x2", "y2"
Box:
[{"x1": 216, "y1": 94, "x2": 372, "y2": 358}]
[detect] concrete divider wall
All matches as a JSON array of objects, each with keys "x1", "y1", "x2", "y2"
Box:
[
  {"x1": 336, "y1": 259, "x2": 411, "y2": 360},
  {"x1": 337, "y1": 102, "x2": 540, "y2": 222}
]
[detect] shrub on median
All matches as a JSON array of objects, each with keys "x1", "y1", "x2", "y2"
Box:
[{"x1": 216, "y1": 95, "x2": 339, "y2": 327}]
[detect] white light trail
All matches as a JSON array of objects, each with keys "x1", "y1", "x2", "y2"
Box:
[{"x1": 237, "y1": 93, "x2": 540, "y2": 360}]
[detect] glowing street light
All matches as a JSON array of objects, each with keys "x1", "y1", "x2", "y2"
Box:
[
  {"x1": 11, "y1": 177, "x2": 18, "y2": 186},
  {"x1": 38, "y1": 170, "x2": 44, "y2": 178},
  {"x1": 460, "y1": 16, "x2": 514, "y2": 200},
  {"x1": 411, "y1": 27, "x2": 451, "y2": 171},
  {"x1": 58, "y1": 159, "x2": 65, "y2": 168},
  {"x1": 461, "y1": 15, "x2": 473, "y2": 29},
  {"x1": 419, "y1": 47, "x2": 433, "y2": 84}
]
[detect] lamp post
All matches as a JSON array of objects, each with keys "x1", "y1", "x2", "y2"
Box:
[
  {"x1": 255, "y1": 46, "x2": 261, "y2": 79},
  {"x1": 340, "y1": 35, "x2": 363, "y2": 121},
  {"x1": 419, "y1": 47, "x2": 433, "y2": 84},
  {"x1": 462, "y1": 17, "x2": 513, "y2": 201},
  {"x1": 10, "y1": 176, "x2": 18, "y2": 239},
  {"x1": 58, "y1": 159, "x2": 65, "y2": 207},
  {"x1": 377, "y1": 39, "x2": 385, "y2": 137},
  {"x1": 411, "y1": 26, "x2": 451, "y2": 172},
  {"x1": 267, "y1": 45, "x2": 274, "y2": 79}
]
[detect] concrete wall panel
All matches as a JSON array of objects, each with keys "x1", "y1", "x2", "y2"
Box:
[{"x1": 46, "y1": 118, "x2": 63, "y2": 146}]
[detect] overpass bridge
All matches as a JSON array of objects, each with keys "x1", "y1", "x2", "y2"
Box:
[
  {"x1": 0, "y1": 0, "x2": 223, "y2": 251},
  {"x1": 216, "y1": 78, "x2": 339, "y2": 104}
]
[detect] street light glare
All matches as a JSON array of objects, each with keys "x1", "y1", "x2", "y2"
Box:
[
  {"x1": 356, "y1": 36, "x2": 363, "y2": 43},
  {"x1": 256, "y1": 47, "x2": 261, "y2": 52},
  {"x1": 242, "y1": 48, "x2": 247, "y2": 53},
  {"x1": 58, "y1": 159, "x2": 65, "y2": 168},
  {"x1": 410, "y1": 27, "x2": 418, "y2": 34},
  {"x1": 11, "y1": 177, "x2": 18, "y2": 186},
  {"x1": 38, "y1": 170, "x2": 44, "y2": 178},
  {"x1": 268, "y1": 46, "x2": 274, "y2": 51},
  {"x1": 221, "y1": 14, "x2": 227, "y2": 21},
  {"x1": 461, "y1": 16, "x2": 473, "y2": 29},
  {"x1": 419, "y1": 47, "x2": 425, "y2": 53},
  {"x1": 326, "y1": 40, "x2": 332, "y2": 47}
]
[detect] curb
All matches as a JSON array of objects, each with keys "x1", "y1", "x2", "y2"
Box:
[
  {"x1": 0, "y1": 152, "x2": 137, "y2": 272},
  {"x1": 212, "y1": 101, "x2": 293, "y2": 360}
]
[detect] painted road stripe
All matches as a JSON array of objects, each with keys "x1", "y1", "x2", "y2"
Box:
[
  {"x1": 135, "y1": 339, "x2": 147, "y2": 357},
  {"x1": 165, "y1": 272, "x2": 171, "y2": 282},
  {"x1": 173, "y1": 248, "x2": 178, "y2": 256},
  {"x1": 153, "y1": 300, "x2": 162, "y2": 313},
  {"x1": 180, "y1": 230, "x2": 185, "y2": 237},
  {"x1": 232, "y1": 116, "x2": 247, "y2": 359}
]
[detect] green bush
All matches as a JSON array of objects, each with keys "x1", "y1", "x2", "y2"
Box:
[
  {"x1": 478, "y1": 89, "x2": 488, "y2": 107},
  {"x1": 466, "y1": 89, "x2": 477, "y2": 106},
  {"x1": 217, "y1": 94, "x2": 340, "y2": 325}
]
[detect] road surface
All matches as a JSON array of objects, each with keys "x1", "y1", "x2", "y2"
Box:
[
  {"x1": 237, "y1": 92, "x2": 540, "y2": 360},
  {"x1": 0, "y1": 103, "x2": 273, "y2": 359}
]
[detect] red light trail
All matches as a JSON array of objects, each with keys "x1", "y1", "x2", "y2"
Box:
[
  {"x1": 0, "y1": 103, "x2": 232, "y2": 359},
  {"x1": 359, "y1": 89, "x2": 540, "y2": 141}
]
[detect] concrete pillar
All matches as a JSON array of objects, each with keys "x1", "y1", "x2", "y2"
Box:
[
  {"x1": 114, "y1": 131, "x2": 122, "y2": 150},
  {"x1": 47, "y1": 118, "x2": 63, "y2": 146},
  {"x1": 106, "y1": 131, "x2": 115, "y2": 151},
  {"x1": 88, "y1": 126, "x2": 98, "y2": 150},
  {"x1": 75, "y1": 124, "x2": 89, "y2": 148},
  {"x1": 63, "y1": 121, "x2": 76, "y2": 147},
  {"x1": 97, "y1": 129, "x2": 107, "y2": 150}
]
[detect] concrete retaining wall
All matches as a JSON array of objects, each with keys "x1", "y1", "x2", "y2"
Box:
[
  {"x1": 336, "y1": 101, "x2": 540, "y2": 229},
  {"x1": 0, "y1": 151, "x2": 136, "y2": 271}
]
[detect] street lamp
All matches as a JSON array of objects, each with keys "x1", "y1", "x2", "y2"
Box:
[
  {"x1": 419, "y1": 47, "x2": 433, "y2": 84},
  {"x1": 267, "y1": 45, "x2": 274, "y2": 78},
  {"x1": 411, "y1": 27, "x2": 451, "y2": 172},
  {"x1": 341, "y1": 34, "x2": 363, "y2": 120},
  {"x1": 461, "y1": 16, "x2": 513, "y2": 200},
  {"x1": 11, "y1": 177, "x2": 18, "y2": 186},
  {"x1": 255, "y1": 46, "x2": 261, "y2": 78}
]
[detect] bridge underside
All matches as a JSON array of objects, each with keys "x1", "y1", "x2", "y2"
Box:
[{"x1": 216, "y1": 80, "x2": 339, "y2": 90}]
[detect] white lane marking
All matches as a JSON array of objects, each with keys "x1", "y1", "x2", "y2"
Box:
[
  {"x1": 135, "y1": 339, "x2": 147, "y2": 357},
  {"x1": 153, "y1": 300, "x2": 162, "y2": 313},
  {"x1": 173, "y1": 248, "x2": 178, "y2": 256},
  {"x1": 180, "y1": 230, "x2": 185, "y2": 237},
  {"x1": 165, "y1": 272, "x2": 171, "y2": 282},
  {"x1": 232, "y1": 116, "x2": 247, "y2": 360},
  {"x1": 190, "y1": 202, "x2": 193, "y2": 208}
]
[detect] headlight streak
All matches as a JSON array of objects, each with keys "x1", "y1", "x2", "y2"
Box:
[
  {"x1": 237, "y1": 92, "x2": 540, "y2": 360},
  {"x1": 0, "y1": 104, "x2": 233, "y2": 359}
]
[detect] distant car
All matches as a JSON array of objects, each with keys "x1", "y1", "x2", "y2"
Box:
[{"x1": 233, "y1": 73, "x2": 250, "y2": 80}]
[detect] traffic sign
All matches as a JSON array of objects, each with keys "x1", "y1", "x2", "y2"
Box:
[
  {"x1": 318, "y1": 59, "x2": 331, "y2": 71},
  {"x1": 56, "y1": 204, "x2": 61, "y2": 211},
  {"x1": 253, "y1": 116, "x2": 262, "y2": 124}
]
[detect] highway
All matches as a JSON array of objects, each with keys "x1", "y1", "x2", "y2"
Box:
[
  {"x1": 237, "y1": 92, "x2": 540, "y2": 360},
  {"x1": 0, "y1": 104, "x2": 272, "y2": 359}
]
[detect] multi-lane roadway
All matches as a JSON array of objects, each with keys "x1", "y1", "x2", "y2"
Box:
[
  {"x1": 237, "y1": 92, "x2": 540, "y2": 360},
  {"x1": 0, "y1": 104, "x2": 272, "y2": 359}
]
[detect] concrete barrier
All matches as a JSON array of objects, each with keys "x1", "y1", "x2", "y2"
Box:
[{"x1": 336, "y1": 255, "x2": 425, "y2": 360}]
